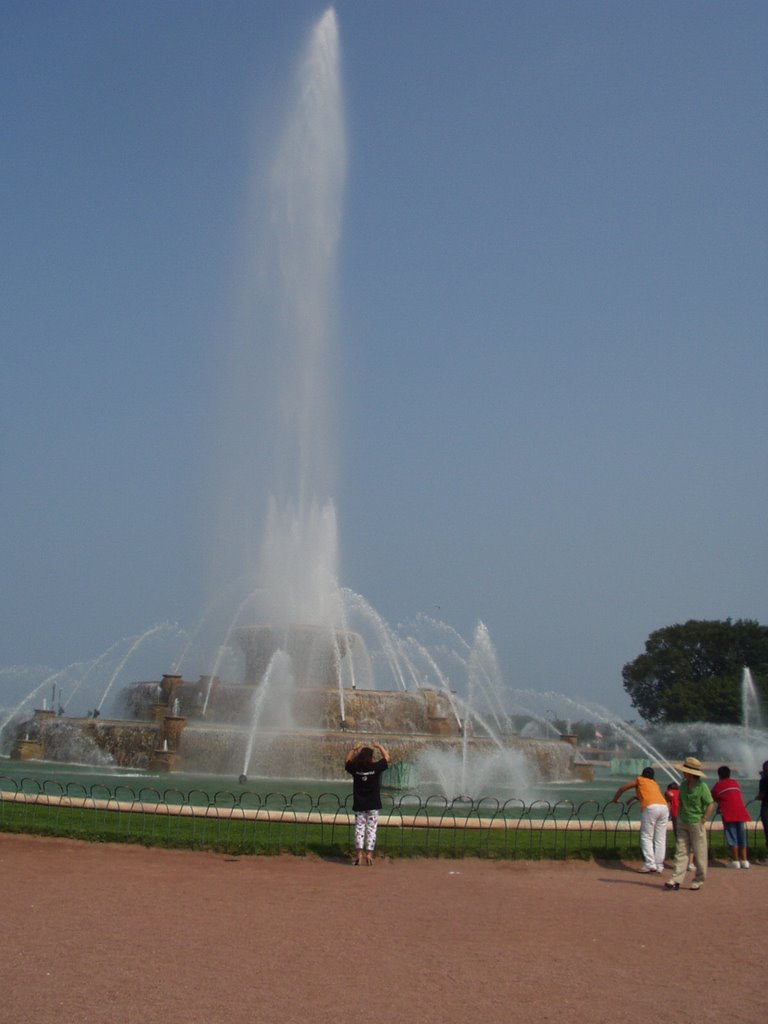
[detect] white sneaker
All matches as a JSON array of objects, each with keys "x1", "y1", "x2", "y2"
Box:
[
  {"x1": 727, "y1": 860, "x2": 741, "y2": 868},
  {"x1": 741, "y1": 860, "x2": 750, "y2": 869},
  {"x1": 637, "y1": 866, "x2": 655, "y2": 873},
  {"x1": 686, "y1": 863, "x2": 695, "y2": 872}
]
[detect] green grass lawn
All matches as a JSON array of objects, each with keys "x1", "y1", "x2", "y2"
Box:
[{"x1": 3, "y1": 796, "x2": 753, "y2": 863}]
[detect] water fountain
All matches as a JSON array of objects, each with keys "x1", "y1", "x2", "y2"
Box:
[
  {"x1": 643, "y1": 667, "x2": 768, "y2": 781},
  {"x1": 742, "y1": 666, "x2": 764, "y2": 737},
  {"x1": 6, "y1": 615, "x2": 582, "y2": 790},
  {"x1": 3, "y1": 8, "x2": 584, "y2": 797}
]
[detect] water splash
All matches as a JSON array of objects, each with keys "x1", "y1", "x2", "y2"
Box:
[
  {"x1": 207, "y1": 0, "x2": 346, "y2": 630},
  {"x1": 741, "y1": 666, "x2": 764, "y2": 734},
  {"x1": 418, "y1": 746, "x2": 534, "y2": 802},
  {"x1": 241, "y1": 651, "x2": 293, "y2": 777},
  {"x1": 0, "y1": 668, "x2": 71, "y2": 747},
  {"x1": 172, "y1": 574, "x2": 255, "y2": 676},
  {"x1": 95, "y1": 623, "x2": 178, "y2": 714},
  {"x1": 201, "y1": 588, "x2": 264, "y2": 715}
]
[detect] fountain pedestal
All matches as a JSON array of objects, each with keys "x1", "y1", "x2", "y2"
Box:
[
  {"x1": 150, "y1": 703, "x2": 167, "y2": 723},
  {"x1": 572, "y1": 762, "x2": 594, "y2": 782},
  {"x1": 160, "y1": 674, "x2": 183, "y2": 705},
  {"x1": 148, "y1": 749, "x2": 178, "y2": 772},
  {"x1": 160, "y1": 715, "x2": 187, "y2": 750},
  {"x1": 11, "y1": 738, "x2": 43, "y2": 760},
  {"x1": 146, "y1": 715, "x2": 188, "y2": 772}
]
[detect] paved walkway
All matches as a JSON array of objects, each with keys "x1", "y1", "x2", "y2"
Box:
[{"x1": 1, "y1": 834, "x2": 762, "y2": 1024}]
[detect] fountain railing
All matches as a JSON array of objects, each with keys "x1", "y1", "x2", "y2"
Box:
[{"x1": 1, "y1": 775, "x2": 765, "y2": 862}]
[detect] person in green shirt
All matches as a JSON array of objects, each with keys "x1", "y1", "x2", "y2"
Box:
[{"x1": 664, "y1": 756, "x2": 714, "y2": 891}]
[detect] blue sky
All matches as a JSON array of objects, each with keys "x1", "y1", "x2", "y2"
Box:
[{"x1": 2, "y1": 1, "x2": 766, "y2": 718}]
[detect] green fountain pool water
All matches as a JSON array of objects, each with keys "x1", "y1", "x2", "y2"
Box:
[{"x1": 0, "y1": 754, "x2": 623, "y2": 815}]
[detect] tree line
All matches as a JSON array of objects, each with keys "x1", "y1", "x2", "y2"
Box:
[{"x1": 622, "y1": 618, "x2": 768, "y2": 724}]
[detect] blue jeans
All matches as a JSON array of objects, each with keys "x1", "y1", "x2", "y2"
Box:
[{"x1": 723, "y1": 820, "x2": 747, "y2": 850}]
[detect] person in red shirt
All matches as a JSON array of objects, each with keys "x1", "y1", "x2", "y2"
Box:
[
  {"x1": 664, "y1": 781, "x2": 680, "y2": 830},
  {"x1": 711, "y1": 765, "x2": 752, "y2": 868}
]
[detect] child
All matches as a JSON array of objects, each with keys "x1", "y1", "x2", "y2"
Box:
[
  {"x1": 344, "y1": 741, "x2": 390, "y2": 865},
  {"x1": 664, "y1": 781, "x2": 693, "y2": 872},
  {"x1": 711, "y1": 765, "x2": 751, "y2": 868}
]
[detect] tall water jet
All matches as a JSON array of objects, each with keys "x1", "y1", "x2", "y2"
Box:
[
  {"x1": 741, "y1": 666, "x2": 764, "y2": 736},
  {"x1": 220, "y1": 6, "x2": 346, "y2": 628},
  {"x1": 236, "y1": 8, "x2": 348, "y2": 764},
  {"x1": 6, "y1": 9, "x2": 586, "y2": 796}
]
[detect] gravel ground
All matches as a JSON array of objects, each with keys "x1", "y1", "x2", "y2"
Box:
[{"x1": 1, "y1": 833, "x2": 762, "y2": 1024}]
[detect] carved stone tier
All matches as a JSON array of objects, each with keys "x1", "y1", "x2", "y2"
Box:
[{"x1": 232, "y1": 624, "x2": 360, "y2": 688}]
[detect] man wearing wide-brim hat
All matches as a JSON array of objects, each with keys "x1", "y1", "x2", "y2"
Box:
[{"x1": 664, "y1": 756, "x2": 715, "y2": 891}]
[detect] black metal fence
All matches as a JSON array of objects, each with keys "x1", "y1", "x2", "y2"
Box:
[{"x1": 2, "y1": 774, "x2": 766, "y2": 861}]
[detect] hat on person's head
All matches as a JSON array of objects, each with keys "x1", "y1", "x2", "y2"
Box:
[{"x1": 676, "y1": 756, "x2": 705, "y2": 777}]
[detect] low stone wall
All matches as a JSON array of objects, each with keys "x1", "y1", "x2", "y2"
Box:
[{"x1": 12, "y1": 717, "x2": 161, "y2": 769}]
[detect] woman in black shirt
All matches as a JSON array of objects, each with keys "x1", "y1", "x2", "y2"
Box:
[{"x1": 345, "y1": 741, "x2": 389, "y2": 865}]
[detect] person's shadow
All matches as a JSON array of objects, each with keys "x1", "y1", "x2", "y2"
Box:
[{"x1": 593, "y1": 859, "x2": 665, "y2": 885}]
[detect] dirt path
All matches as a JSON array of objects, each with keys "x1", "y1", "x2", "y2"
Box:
[{"x1": 0, "y1": 834, "x2": 762, "y2": 1024}]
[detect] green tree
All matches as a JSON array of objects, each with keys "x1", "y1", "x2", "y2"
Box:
[{"x1": 622, "y1": 618, "x2": 768, "y2": 724}]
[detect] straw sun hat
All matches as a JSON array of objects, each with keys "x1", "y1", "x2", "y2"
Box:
[{"x1": 676, "y1": 756, "x2": 705, "y2": 777}]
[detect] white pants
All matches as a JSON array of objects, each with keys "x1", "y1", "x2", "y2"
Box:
[
  {"x1": 354, "y1": 810, "x2": 380, "y2": 851},
  {"x1": 640, "y1": 803, "x2": 670, "y2": 869}
]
